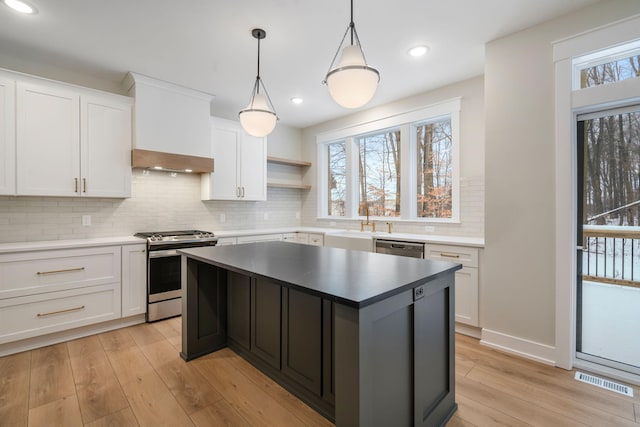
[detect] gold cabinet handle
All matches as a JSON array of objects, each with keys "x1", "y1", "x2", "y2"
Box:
[
  {"x1": 440, "y1": 253, "x2": 460, "y2": 259},
  {"x1": 37, "y1": 305, "x2": 85, "y2": 317},
  {"x1": 74, "y1": 178, "x2": 79, "y2": 193},
  {"x1": 37, "y1": 267, "x2": 85, "y2": 275},
  {"x1": 83, "y1": 178, "x2": 87, "y2": 193}
]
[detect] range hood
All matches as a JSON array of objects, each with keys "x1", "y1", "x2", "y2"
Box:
[{"x1": 131, "y1": 149, "x2": 214, "y2": 174}]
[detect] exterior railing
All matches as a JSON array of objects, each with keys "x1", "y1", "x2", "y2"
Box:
[{"x1": 583, "y1": 225, "x2": 640, "y2": 289}]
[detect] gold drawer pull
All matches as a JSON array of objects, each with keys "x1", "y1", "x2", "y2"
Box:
[
  {"x1": 37, "y1": 305, "x2": 85, "y2": 317},
  {"x1": 37, "y1": 267, "x2": 85, "y2": 276},
  {"x1": 440, "y1": 253, "x2": 460, "y2": 259}
]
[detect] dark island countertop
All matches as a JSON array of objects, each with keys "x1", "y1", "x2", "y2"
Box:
[{"x1": 179, "y1": 241, "x2": 461, "y2": 308}]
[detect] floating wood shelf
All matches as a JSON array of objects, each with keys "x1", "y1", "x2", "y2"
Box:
[
  {"x1": 267, "y1": 156, "x2": 312, "y2": 167},
  {"x1": 267, "y1": 182, "x2": 312, "y2": 190}
]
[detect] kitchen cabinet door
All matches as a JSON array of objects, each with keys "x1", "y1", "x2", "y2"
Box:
[
  {"x1": 121, "y1": 244, "x2": 147, "y2": 317},
  {"x1": 281, "y1": 287, "x2": 322, "y2": 396},
  {"x1": 16, "y1": 82, "x2": 80, "y2": 196},
  {"x1": 81, "y1": 95, "x2": 132, "y2": 197},
  {"x1": 0, "y1": 77, "x2": 15, "y2": 195},
  {"x1": 227, "y1": 271, "x2": 251, "y2": 352},
  {"x1": 202, "y1": 117, "x2": 266, "y2": 201},
  {"x1": 239, "y1": 131, "x2": 266, "y2": 201},
  {"x1": 454, "y1": 267, "x2": 479, "y2": 326},
  {"x1": 251, "y1": 277, "x2": 281, "y2": 369}
]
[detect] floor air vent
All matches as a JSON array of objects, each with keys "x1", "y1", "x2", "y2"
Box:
[{"x1": 574, "y1": 371, "x2": 634, "y2": 397}]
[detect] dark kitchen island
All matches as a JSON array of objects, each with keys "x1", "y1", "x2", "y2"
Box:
[{"x1": 179, "y1": 241, "x2": 461, "y2": 427}]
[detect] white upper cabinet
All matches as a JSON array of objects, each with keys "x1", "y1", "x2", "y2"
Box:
[
  {"x1": 202, "y1": 117, "x2": 266, "y2": 201},
  {"x1": 16, "y1": 82, "x2": 80, "y2": 197},
  {"x1": 0, "y1": 77, "x2": 15, "y2": 195},
  {"x1": 125, "y1": 73, "x2": 213, "y2": 158},
  {"x1": 81, "y1": 95, "x2": 132, "y2": 197},
  {"x1": 15, "y1": 80, "x2": 132, "y2": 198}
]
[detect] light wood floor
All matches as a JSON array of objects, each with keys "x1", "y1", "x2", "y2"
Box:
[{"x1": 1, "y1": 318, "x2": 638, "y2": 426}]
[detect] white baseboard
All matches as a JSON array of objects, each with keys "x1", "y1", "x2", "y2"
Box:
[
  {"x1": 480, "y1": 328, "x2": 556, "y2": 366},
  {"x1": 0, "y1": 314, "x2": 146, "y2": 357},
  {"x1": 455, "y1": 323, "x2": 481, "y2": 339}
]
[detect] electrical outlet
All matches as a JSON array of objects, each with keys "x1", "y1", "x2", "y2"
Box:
[
  {"x1": 82, "y1": 215, "x2": 91, "y2": 226},
  {"x1": 424, "y1": 226, "x2": 435, "y2": 233},
  {"x1": 219, "y1": 213, "x2": 226, "y2": 223},
  {"x1": 263, "y1": 212, "x2": 269, "y2": 221},
  {"x1": 295, "y1": 211, "x2": 301, "y2": 220},
  {"x1": 413, "y1": 285, "x2": 425, "y2": 301}
]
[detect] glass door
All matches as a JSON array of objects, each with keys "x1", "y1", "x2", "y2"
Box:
[{"x1": 576, "y1": 105, "x2": 640, "y2": 375}]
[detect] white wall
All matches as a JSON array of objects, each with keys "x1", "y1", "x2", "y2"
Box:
[
  {"x1": 0, "y1": 169, "x2": 302, "y2": 243},
  {"x1": 483, "y1": 0, "x2": 640, "y2": 357},
  {"x1": 300, "y1": 75, "x2": 485, "y2": 238}
]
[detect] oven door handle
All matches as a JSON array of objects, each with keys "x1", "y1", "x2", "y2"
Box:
[{"x1": 148, "y1": 249, "x2": 180, "y2": 258}]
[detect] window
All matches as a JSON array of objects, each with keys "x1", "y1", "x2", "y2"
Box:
[
  {"x1": 358, "y1": 129, "x2": 401, "y2": 217},
  {"x1": 317, "y1": 99, "x2": 460, "y2": 222},
  {"x1": 416, "y1": 119, "x2": 452, "y2": 218},
  {"x1": 573, "y1": 40, "x2": 640, "y2": 89},
  {"x1": 327, "y1": 141, "x2": 346, "y2": 216}
]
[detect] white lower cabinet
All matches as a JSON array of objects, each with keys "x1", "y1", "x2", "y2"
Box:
[
  {"x1": 0, "y1": 241, "x2": 147, "y2": 347},
  {"x1": 307, "y1": 233, "x2": 324, "y2": 246},
  {"x1": 121, "y1": 244, "x2": 147, "y2": 317},
  {"x1": 237, "y1": 234, "x2": 283, "y2": 244},
  {"x1": 424, "y1": 244, "x2": 479, "y2": 327},
  {"x1": 0, "y1": 284, "x2": 120, "y2": 344},
  {"x1": 282, "y1": 232, "x2": 323, "y2": 246}
]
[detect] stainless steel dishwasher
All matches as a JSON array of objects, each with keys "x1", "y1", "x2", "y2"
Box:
[{"x1": 374, "y1": 239, "x2": 424, "y2": 258}]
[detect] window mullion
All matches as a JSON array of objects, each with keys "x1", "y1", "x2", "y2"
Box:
[
  {"x1": 401, "y1": 123, "x2": 413, "y2": 220},
  {"x1": 345, "y1": 136, "x2": 359, "y2": 218}
]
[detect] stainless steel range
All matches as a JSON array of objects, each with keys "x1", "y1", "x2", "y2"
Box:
[{"x1": 135, "y1": 230, "x2": 218, "y2": 321}]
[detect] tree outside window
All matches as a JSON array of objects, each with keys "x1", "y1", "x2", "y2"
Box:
[
  {"x1": 327, "y1": 141, "x2": 346, "y2": 216},
  {"x1": 416, "y1": 119, "x2": 452, "y2": 218},
  {"x1": 358, "y1": 130, "x2": 401, "y2": 217}
]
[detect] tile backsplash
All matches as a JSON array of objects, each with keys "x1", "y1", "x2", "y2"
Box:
[{"x1": 0, "y1": 169, "x2": 302, "y2": 243}]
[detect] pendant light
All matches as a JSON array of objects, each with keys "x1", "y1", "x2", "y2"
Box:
[
  {"x1": 323, "y1": 0, "x2": 379, "y2": 109},
  {"x1": 239, "y1": 28, "x2": 278, "y2": 137}
]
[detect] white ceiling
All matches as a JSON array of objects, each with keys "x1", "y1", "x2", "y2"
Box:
[{"x1": 0, "y1": 0, "x2": 600, "y2": 128}]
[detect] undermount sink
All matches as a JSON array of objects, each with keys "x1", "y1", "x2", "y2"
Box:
[{"x1": 331, "y1": 230, "x2": 390, "y2": 238}]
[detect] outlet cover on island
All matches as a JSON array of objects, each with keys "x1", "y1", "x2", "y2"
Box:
[
  {"x1": 424, "y1": 225, "x2": 435, "y2": 232},
  {"x1": 82, "y1": 215, "x2": 91, "y2": 226}
]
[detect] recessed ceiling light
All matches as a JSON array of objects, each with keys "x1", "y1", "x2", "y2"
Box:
[
  {"x1": 153, "y1": 166, "x2": 163, "y2": 170},
  {"x1": 3, "y1": 0, "x2": 37, "y2": 14},
  {"x1": 290, "y1": 97, "x2": 304, "y2": 105},
  {"x1": 408, "y1": 45, "x2": 429, "y2": 57}
]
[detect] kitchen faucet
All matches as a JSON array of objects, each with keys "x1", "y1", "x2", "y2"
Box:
[{"x1": 359, "y1": 202, "x2": 376, "y2": 232}]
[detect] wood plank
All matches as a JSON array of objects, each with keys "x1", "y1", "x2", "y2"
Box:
[
  {"x1": 98, "y1": 328, "x2": 137, "y2": 352},
  {"x1": 635, "y1": 403, "x2": 639, "y2": 423},
  {"x1": 220, "y1": 348, "x2": 333, "y2": 427},
  {"x1": 446, "y1": 412, "x2": 479, "y2": 427},
  {"x1": 104, "y1": 346, "x2": 155, "y2": 387},
  {"x1": 69, "y1": 344, "x2": 129, "y2": 424},
  {"x1": 67, "y1": 335, "x2": 103, "y2": 358},
  {"x1": 127, "y1": 323, "x2": 168, "y2": 347},
  {"x1": 467, "y1": 364, "x2": 639, "y2": 426},
  {"x1": 151, "y1": 318, "x2": 181, "y2": 340},
  {"x1": 456, "y1": 337, "x2": 637, "y2": 419},
  {"x1": 27, "y1": 395, "x2": 83, "y2": 427},
  {"x1": 120, "y1": 371, "x2": 194, "y2": 427},
  {"x1": 190, "y1": 400, "x2": 252, "y2": 427},
  {"x1": 266, "y1": 156, "x2": 311, "y2": 167},
  {"x1": 0, "y1": 351, "x2": 30, "y2": 427},
  {"x1": 138, "y1": 340, "x2": 223, "y2": 415},
  {"x1": 457, "y1": 374, "x2": 584, "y2": 426},
  {"x1": 131, "y1": 149, "x2": 214, "y2": 173},
  {"x1": 456, "y1": 353, "x2": 476, "y2": 377},
  {"x1": 193, "y1": 350, "x2": 311, "y2": 427},
  {"x1": 84, "y1": 408, "x2": 139, "y2": 427},
  {"x1": 29, "y1": 343, "x2": 76, "y2": 409},
  {"x1": 454, "y1": 393, "x2": 530, "y2": 427}
]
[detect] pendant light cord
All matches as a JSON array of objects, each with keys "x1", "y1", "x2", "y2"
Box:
[
  {"x1": 349, "y1": 0, "x2": 354, "y2": 45},
  {"x1": 256, "y1": 36, "x2": 261, "y2": 93}
]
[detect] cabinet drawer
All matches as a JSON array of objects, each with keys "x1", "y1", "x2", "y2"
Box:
[
  {"x1": 0, "y1": 246, "x2": 121, "y2": 299},
  {"x1": 282, "y1": 233, "x2": 298, "y2": 242},
  {"x1": 424, "y1": 244, "x2": 478, "y2": 268},
  {"x1": 0, "y1": 283, "x2": 121, "y2": 344},
  {"x1": 237, "y1": 234, "x2": 283, "y2": 244},
  {"x1": 308, "y1": 234, "x2": 324, "y2": 246}
]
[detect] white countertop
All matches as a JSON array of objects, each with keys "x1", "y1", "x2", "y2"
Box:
[
  {"x1": 0, "y1": 236, "x2": 146, "y2": 254},
  {"x1": 216, "y1": 227, "x2": 484, "y2": 248}
]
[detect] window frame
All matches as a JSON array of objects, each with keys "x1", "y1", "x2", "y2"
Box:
[{"x1": 316, "y1": 98, "x2": 461, "y2": 222}]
